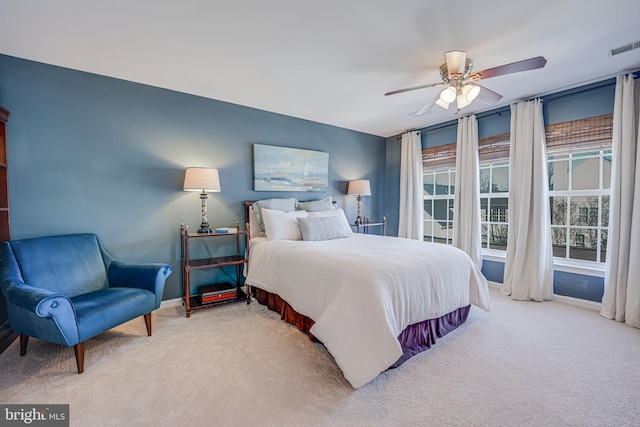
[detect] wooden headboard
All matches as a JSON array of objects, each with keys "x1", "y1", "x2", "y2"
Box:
[{"x1": 243, "y1": 200, "x2": 256, "y2": 226}]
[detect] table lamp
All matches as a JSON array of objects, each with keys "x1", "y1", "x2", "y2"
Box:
[
  {"x1": 347, "y1": 179, "x2": 371, "y2": 225},
  {"x1": 183, "y1": 167, "x2": 221, "y2": 233}
]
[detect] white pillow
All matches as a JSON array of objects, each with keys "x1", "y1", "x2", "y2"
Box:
[
  {"x1": 252, "y1": 198, "x2": 298, "y2": 236},
  {"x1": 297, "y1": 216, "x2": 348, "y2": 241},
  {"x1": 307, "y1": 208, "x2": 353, "y2": 235},
  {"x1": 261, "y1": 208, "x2": 308, "y2": 241}
]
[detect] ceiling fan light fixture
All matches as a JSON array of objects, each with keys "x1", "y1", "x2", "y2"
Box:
[
  {"x1": 435, "y1": 97, "x2": 451, "y2": 109},
  {"x1": 444, "y1": 50, "x2": 467, "y2": 76},
  {"x1": 439, "y1": 86, "x2": 457, "y2": 104},
  {"x1": 462, "y1": 83, "x2": 481, "y2": 101},
  {"x1": 457, "y1": 93, "x2": 472, "y2": 109}
]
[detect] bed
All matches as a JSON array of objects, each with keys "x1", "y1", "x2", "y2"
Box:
[{"x1": 244, "y1": 198, "x2": 490, "y2": 388}]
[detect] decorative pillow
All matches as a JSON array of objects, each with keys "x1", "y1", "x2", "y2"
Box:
[
  {"x1": 297, "y1": 196, "x2": 335, "y2": 212},
  {"x1": 297, "y1": 216, "x2": 349, "y2": 241},
  {"x1": 248, "y1": 206, "x2": 261, "y2": 239},
  {"x1": 262, "y1": 208, "x2": 308, "y2": 241},
  {"x1": 252, "y1": 198, "x2": 298, "y2": 236},
  {"x1": 307, "y1": 208, "x2": 353, "y2": 235}
]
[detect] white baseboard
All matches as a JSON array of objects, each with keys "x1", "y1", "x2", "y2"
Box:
[
  {"x1": 552, "y1": 294, "x2": 601, "y2": 311},
  {"x1": 487, "y1": 281, "x2": 601, "y2": 311}
]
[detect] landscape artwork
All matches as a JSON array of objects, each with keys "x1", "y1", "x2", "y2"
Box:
[{"x1": 254, "y1": 144, "x2": 329, "y2": 192}]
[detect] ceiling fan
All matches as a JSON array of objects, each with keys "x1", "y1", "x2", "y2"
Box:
[{"x1": 385, "y1": 51, "x2": 547, "y2": 115}]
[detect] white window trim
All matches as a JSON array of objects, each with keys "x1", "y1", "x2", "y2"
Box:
[
  {"x1": 481, "y1": 249, "x2": 605, "y2": 278},
  {"x1": 552, "y1": 257, "x2": 605, "y2": 278},
  {"x1": 481, "y1": 249, "x2": 507, "y2": 263}
]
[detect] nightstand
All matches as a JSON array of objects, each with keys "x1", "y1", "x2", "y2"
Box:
[
  {"x1": 353, "y1": 216, "x2": 387, "y2": 236},
  {"x1": 180, "y1": 221, "x2": 249, "y2": 318}
]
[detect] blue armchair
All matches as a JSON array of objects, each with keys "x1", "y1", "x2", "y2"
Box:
[{"x1": 0, "y1": 233, "x2": 172, "y2": 373}]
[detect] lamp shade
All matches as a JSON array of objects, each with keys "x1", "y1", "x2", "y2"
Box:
[
  {"x1": 435, "y1": 97, "x2": 451, "y2": 109},
  {"x1": 439, "y1": 86, "x2": 457, "y2": 104},
  {"x1": 183, "y1": 167, "x2": 221, "y2": 192},
  {"x1": 347, "y1": 179, "x2": 371, "y2": 196},
  {"x1": 462, "y1": 83, "x2": 480, "y2": 101}
]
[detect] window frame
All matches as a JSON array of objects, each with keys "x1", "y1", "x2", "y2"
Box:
[
  {"x1": 423, "y1": 168, "x2": 456, "y2": 245},
  {"x1": 548, "y1": 149, "x2": 611, "y2": 265},
  {"x1": 480, "y1": 161, "x2": 509, "y2": 252}
]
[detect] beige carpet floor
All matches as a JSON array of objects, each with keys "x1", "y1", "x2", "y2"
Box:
[{"x1": 1, "y1": 286, "x2": 639, "y2": 427}]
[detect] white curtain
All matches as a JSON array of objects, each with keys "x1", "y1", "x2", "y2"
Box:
[
  {"x1": 503, "y1": 99, "x2": 554, "y2": 301},
  {"x1": 398, "y1": 131, "x2": 424, "y2": 240},
  {"x1": 601, "y1": 74, "x2": 640, "y2": 328},
  {"x1": 453, "y1": 115, "x2": 482, "y2": 268}
]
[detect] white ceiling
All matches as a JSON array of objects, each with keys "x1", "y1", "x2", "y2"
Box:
[{"x1": 1, "y1": 1, "x2": 640, "y2": 138}]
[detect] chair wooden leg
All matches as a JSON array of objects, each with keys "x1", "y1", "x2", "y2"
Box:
[
  {"x1": 19, "y1": 334, "x2": 29, "y2": 356},
  {"x1": 74, "y1": 342, "x2": 85, "y2": 374},
  {"x1": 144, "y1": 313, "x2": 152, "y2": 336}
]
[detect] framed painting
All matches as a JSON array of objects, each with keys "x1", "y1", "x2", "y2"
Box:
[{"x1": 253, "y1": 144, "x2": 329, "y2": 192}]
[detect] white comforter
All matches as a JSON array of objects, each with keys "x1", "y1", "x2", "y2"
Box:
[{"x1": 246, "y1": 234, "x2": 491, "y2": 388}]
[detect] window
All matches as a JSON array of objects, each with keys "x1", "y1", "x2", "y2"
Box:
[
  {"x1": 480, "y1": 162, "x2": 509, "y2": 251},
  {"x1": 578, "y1": 207, "x2": 588, "y2": 223},
  {"x1": 422, "y1": 132, "x2": 511, "y2": 247},
  {"x1": 546, "y1": 114, "x2": 612, "y2": 264},
  {"x1": 423, "y1": 169, "x2": 455, "y2": 243},
  {"x1": 421, "y1": 113, "x2": 612, "y2": 266},
  {"x1": 548, "y1": 149, "x2": 611, "y2": 262},
  {"x1": 490, "y1": 208, "x2": 507, "y2": 223}
]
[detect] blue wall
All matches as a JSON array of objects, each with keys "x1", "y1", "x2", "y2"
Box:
[
  {"x1": 386, "y1": 81, "x2": 615, "y2": 302},
  {"x1": 0, "y1": 54, "x2": 386, "y2": 299},
  {"x1": 483, "y1": 260, "x2": 605, "y2": 302}
]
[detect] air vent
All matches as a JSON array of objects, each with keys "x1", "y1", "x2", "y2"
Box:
[{"x1": 609, "y1": 40, "x2": 640, "y2": 56}]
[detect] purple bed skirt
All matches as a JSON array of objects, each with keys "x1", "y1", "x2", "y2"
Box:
[
  {"x1": 390, "y1": 304, "x2": 470, "y2": 368},
  {"x1": 254, "y1": 288, "x2": 471, "y2": 368}
]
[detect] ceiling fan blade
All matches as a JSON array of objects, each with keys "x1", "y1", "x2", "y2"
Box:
[
  {"x1": 475, "y1": 84, "x2": 503, "y2": 104},
  {"x1": 385, "y1": 81, "x2": 443, "y2": 96},
  {"x1": 415, "y1": 95, "x2": 439, "y2": 116},
  {"x1": 472, "y1": 56, "x2": 547, "y2": 80}
]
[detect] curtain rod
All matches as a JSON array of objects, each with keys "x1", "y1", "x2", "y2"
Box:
[
  {"x1": 394, "y1": 130, "x2": 421, "y2": 141},
  {"x1": 539, "y1": 77, "x2": 615, "y2": 103}
]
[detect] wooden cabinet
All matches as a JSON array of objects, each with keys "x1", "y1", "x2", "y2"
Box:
[
  {"x1": 180, "y1": 222, "x2": 249, "y2": 318},
  {"x1": 0, "y1": 105, "x2": 16, "y2": 354}
]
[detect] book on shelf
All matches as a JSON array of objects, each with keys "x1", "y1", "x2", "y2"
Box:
[
  {"x1": 201, "y1": 291, "x2": 236, "y2": 303},
  {"x1": 214, "y1": 227, "x2": 237, "y2": 233},
  {"x1": 199, "y1": 283, "x2": 237, "y2": 304}
]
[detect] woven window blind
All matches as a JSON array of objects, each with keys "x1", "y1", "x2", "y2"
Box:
[
  {"x1": 545, "y1": 113, "x2": 612, "y2": 155},
  {"x1": 422, "y1": 143, "x2": 457, "y2": 170},
  {"x1": 422, "y1": 114, "x2": 613, "y2": 171}
]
